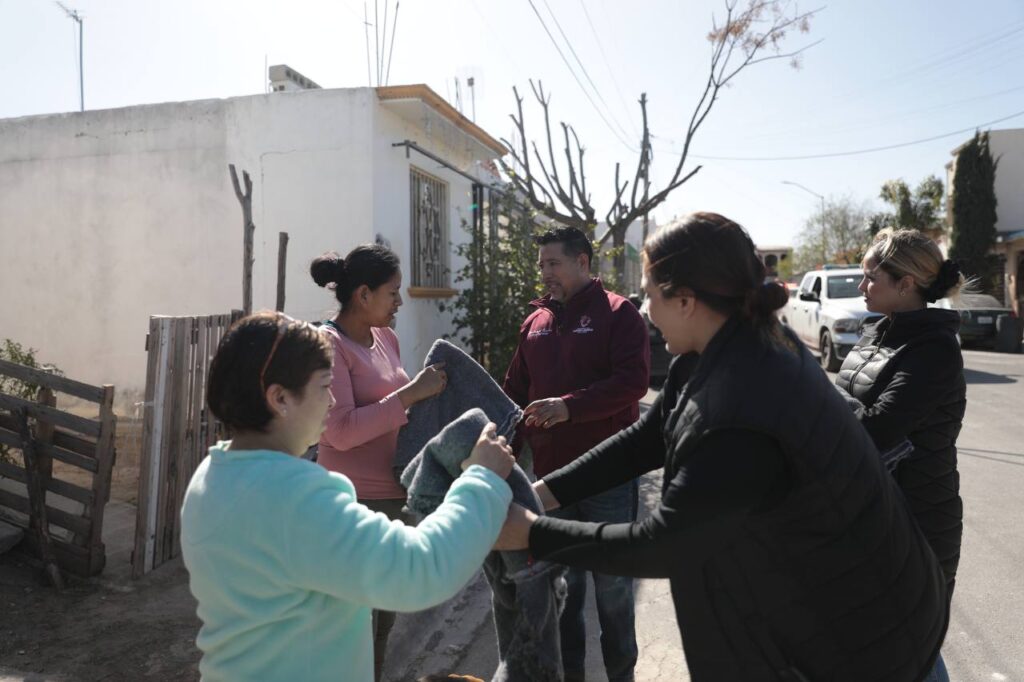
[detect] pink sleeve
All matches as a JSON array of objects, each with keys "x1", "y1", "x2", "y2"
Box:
[{"x1": 321, "y1": 337, "x2": 409, "y2": 452}]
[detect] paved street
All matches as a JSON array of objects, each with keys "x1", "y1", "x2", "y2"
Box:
[
  {"x1": 938, "y1": 350, "x2": 1024, "y2": 682},
  {"x1": 428, "y1": 350, "x2": 1023, "y2": 682}
]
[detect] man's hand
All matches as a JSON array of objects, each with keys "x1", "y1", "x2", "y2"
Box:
[{"x1": 523, "y1": 398, "x2": 570, "y2": 429}]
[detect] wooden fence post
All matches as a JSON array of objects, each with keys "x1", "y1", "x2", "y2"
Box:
[
  {"x1": 229, "y1": 164, "x2": 255, "y2": 316},
  {"x1": 18, "y1": 408, "x2": 64, "y2": 589},
  {"x1": 276, "y1": 231, "x2": 289, "y2": 312}
]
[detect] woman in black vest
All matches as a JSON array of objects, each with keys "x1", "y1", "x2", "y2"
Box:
[
  {"x1": 496, "y1": 213, "x2": 948, "y2": 682},
  {"x1": 835, "y1": 228, "x2": 968, "y2": 682}
]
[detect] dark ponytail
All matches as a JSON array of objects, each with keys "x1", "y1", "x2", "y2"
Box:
[
  {"x1": 644, "y1": 212, "x2": 789, "y2": 331},
  {"x1": 310, "y1": 244, "x2": 400, "y2": 311}
]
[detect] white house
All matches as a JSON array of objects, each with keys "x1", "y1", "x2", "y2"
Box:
[
  {"x1": 0, "y1": 75, "x2": 507, "y2": 409},
  {"x1": 945, "y1": 128, "x2": 1024, "y2": 315}
]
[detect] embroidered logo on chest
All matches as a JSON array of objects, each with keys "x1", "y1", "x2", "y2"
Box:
[{"x1": 573, "y1": 315, "x2": 595, "y2": 334}]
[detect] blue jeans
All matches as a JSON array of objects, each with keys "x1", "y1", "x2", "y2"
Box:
[
  {"x1": 550, "y1": 479, "x2": 639, "y2": 682},
  {"x1": 922, "y1": 653, "x2": 949, "y2": 682}
]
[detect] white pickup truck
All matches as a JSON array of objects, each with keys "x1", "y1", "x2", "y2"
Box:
[{"x1": 780, "y1": 267, "x2": 884, "y2": 371}]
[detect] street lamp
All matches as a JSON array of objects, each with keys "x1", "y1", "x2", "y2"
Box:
[{"x1": 782, "y1": 180, "x2": 827, "y2": 267}]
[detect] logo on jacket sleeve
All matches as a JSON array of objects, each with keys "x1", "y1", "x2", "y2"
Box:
[{"x1": 573, "y1": 315, "x2": 595, "y2": 334}]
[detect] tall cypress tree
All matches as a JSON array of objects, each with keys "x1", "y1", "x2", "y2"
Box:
[{"x1": 949, "y1": 131, "x2": 999, "y2": 293}]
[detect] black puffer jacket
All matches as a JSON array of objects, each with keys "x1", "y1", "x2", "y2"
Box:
[
  {"x1": 836, "y1": 309, "x2": 966, "y2": 590},
  {"x1": 531, "y1": 318, "x2": 948, "y2": 682}
]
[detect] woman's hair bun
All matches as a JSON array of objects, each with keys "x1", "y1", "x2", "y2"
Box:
[
  {"x1": 744, "y1": 281, "x2": 789, "y2": 320},
  {"x1": 923, "y1": 259, "x2": 962, "y2": 302},
  {"x1": 309, "y1": 252, "x2": 346, "y2": 289}
]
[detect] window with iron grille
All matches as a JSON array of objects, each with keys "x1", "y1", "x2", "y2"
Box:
[{"x1": 409, "y1": 167, "x2": 450, "y2": 288}]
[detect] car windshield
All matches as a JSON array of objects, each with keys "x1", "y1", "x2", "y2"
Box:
[{"x1": 827, "y1": 275, "x2": 861, "y2": 299}]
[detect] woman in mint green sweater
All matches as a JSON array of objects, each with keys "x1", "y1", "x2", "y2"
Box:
[{"x1": 180, "y1": 312, "x2": 514, "y2": 682}]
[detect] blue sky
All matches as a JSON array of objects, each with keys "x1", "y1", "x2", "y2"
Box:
[{"x1": 3, "y1": 0, "x2": 1024, "y2": 247}]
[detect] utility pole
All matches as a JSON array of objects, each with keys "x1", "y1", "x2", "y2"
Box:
[
  {"x1": 639, "y1": 93, "x2": 652, "y2": 245},
  {"x1": 467, "y1": 77, "x2": 476, "y2": 121},
  {"x1": 782, "y1": 180, "x2": 827, "y2": 266},
  {"x1": 56, "y1": 2, "x2": 84, "y2": 112}
]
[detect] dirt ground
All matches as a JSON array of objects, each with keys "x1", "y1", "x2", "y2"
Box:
[
  {"x1": 0, "y1": 553, "x2": 201, "y2": 681},
  {"x1": 0, "y1": 414, "x2": 206, "y2": 681}
]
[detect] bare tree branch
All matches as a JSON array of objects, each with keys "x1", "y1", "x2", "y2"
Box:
[{"x1": 502, "y1": 0, "x2": 818, "y2": 277}]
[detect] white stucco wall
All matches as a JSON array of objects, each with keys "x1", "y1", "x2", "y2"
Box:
[
  {"x1": 0, "y1": 87, "x2": 496, "y2": 408},
  {"x1": 989, "y1": 129, "x2": 1024, "y2": 233},
  {"x1": 370, "y1": 101, "x2": 484, "y2": 365}
]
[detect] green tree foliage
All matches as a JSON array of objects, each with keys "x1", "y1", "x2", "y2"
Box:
[
  {"x1": 441, "y1": 190, "x2": 542, "y2": 381},
  {"x1": 0, "y1": 340, "x2": 63, "y2": 464},
  {"x1": 870, "y1": 175, "x2": 945, "y2": 236},
  {"x1": 792, "y1": 196, "x2": 871, "y2": 273},
  {"x1": 949, "y1": 131, "x2": 999, "y2": 293}
]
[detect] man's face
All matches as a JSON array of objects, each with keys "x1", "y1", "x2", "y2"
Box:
[{"x1": 538, "y1": 243, "x2": 589, "y2": 302}]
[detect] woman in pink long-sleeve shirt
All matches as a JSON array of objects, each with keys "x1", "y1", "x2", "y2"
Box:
[{"x1": 310, "y1": 244, "x2": 447, "y2": 680}]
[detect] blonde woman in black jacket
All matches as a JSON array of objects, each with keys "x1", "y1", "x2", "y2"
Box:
[{"x1": 836, "y1": 228, "x2": 968, "y2": 682}]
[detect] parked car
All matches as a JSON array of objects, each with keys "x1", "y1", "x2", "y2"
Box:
[
  {"x1": 780, "y1": 267, "x2": 883, "y2": 372},
  {"x1": 932, "y1": 293, "x2": 1015, "y2": 348}
]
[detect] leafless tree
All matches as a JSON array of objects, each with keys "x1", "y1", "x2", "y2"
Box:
[{"x1": 501, "y1": 0, "x2": 818, "y2": 281}]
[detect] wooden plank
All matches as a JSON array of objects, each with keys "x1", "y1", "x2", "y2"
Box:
[
  {"x1": 0, "y1": 394, "x2": 101, "y2": 438},
  {"x1": 18, "y1": 409, "x2": 64, "y2": 588},
  {"x1": 149, "y1": 318, "x2": 175, "y2": 570},
  {"x1": 172, "y1": 318, "x2": 201, "y2": 556},
  {"x1": 157, "y1": 317, "x2": 188, "y2": 565},
  {"x1": 85, "y1": 384, "x2": 116, "y2": 565},
  {"x1": 19, "y1": 531, "x2": 93, "y2": 578},
  {"x1": 35, "y1": 388, "x2": 56, "y2": 495},
  {"x1": 0, "y1": 487, "x2": 92, "y2": 537},
  {"x1": 0, "y1": 359, "x2": 105, "y2": 403},
  {"x1": 51, "y1": 430, "x2": 100, "y2": 459},
  {"x1": 203, "y1": 316, "x2": 218, "y2": 449},
  {"x1": 169, "y1": 317, "x2": 193, "y2": 562},
  {"x1": 133, "y1": 316, "x2": 165, "y2": 579},
  {"x1": 38, "y1": 442, "x2": 98, "y2": 473},
  {"x1": 0, "y1": 460, "x2": 95, "y2": 505},
  {"x1": 0, "y1": 426, "x2": 22, "y2": 450}
]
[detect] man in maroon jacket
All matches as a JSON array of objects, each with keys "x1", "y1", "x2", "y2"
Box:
[{"x1": 503, "y1": 226, "x2": 650, "y2": 682}]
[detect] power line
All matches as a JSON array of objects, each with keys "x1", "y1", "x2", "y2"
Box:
[
  {"x1": 538, "y1": 0, "x2": 634, "y2": 143},
  {"x1": 578, "y1": 0, "x2": 640, "y2": 138},
  {"x1": 734, "y1": 83, "x2": 1024, "y2": 145},
  {"x1": 744, "y1": 20, "x2": 1024, "y2": 136},
  {"x1": 682, "y1": 108, "x2": 1024, "y2": 161},
  {"x1": 524, "y1": 0, "x2": 637, "y2": 153}
]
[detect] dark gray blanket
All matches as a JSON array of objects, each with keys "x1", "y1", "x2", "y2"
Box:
[
  {"x1": 394, "y1": 339, "x2": 522, "y2": 482},
  {"x1": 397, "y1": 343, "x2": 566, "y2": 682}
]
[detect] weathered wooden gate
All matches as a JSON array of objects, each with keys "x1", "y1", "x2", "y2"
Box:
[
  {"x1": 0, "y1": 360, "x2": 116, "y2": 577},
  {"x1": 132, "y1": 312, "x2": 240, "y2": 577}
]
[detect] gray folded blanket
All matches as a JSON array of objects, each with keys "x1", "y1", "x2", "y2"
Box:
[
  {"x1": 400, "y1": 409, "x2": 566, "y2": 682},
  {"x1": 394, "y1": 339, "x2": 523, "y2": 483}
]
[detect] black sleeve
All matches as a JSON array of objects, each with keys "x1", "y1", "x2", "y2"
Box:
[
  {"x1": 541, "y1": 389, "x2": 667, "y2": 509},
  {"x1": 859, "y1": 338, "x2": 962, "y2": 450},
  {"x1": 529, "y1": 429, "x2": 788, "y2": 578}
]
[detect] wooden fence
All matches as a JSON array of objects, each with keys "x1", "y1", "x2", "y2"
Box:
[
  {"x1": 132, "y1": 312, "x2": 240, "y2": 578},
  {"x1": 0, "y1": 359, "x2": 116, "y2": 578}
]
